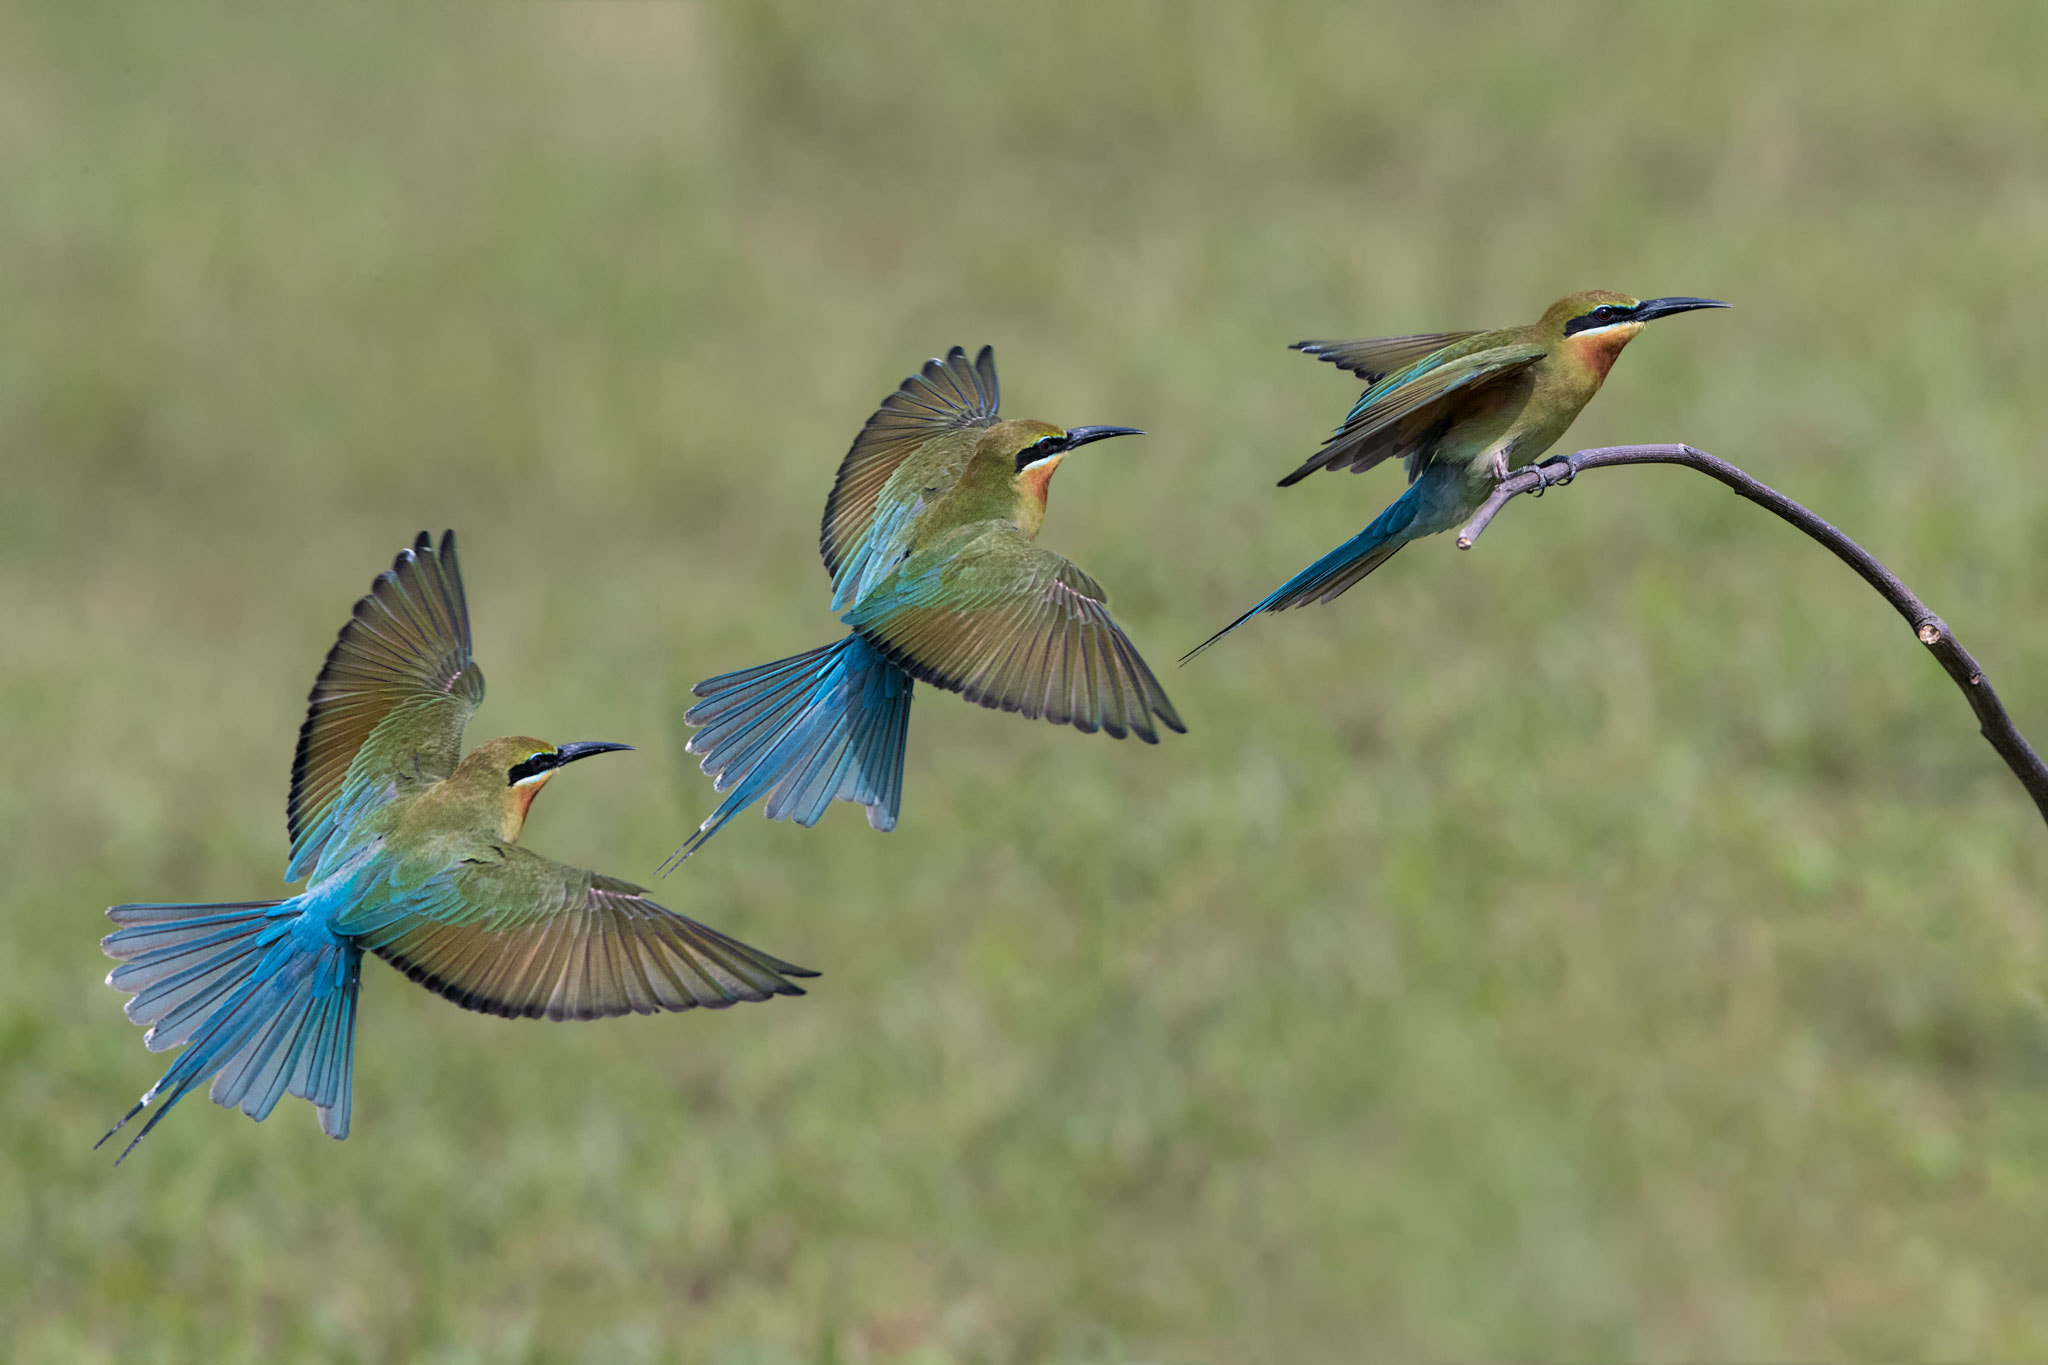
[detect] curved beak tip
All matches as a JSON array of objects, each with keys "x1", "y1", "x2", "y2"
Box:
[
  {"x1": 555, "y1": 741, "x2": 635, "y2": 765},
  {"x1": 1062, "y1": 424, "x2": 1145, "y2": 449}
]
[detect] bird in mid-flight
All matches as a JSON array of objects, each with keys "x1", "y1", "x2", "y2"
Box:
[
  {"x1": 1185, "y1": 290, "x2": 1728, "y2": 658},
  {"x1": 676, "y1": 345, "x2": 1184, "y2": 862},
  {"x1": 100, "y1": 532, "x2": 814, "y2": 1161}
]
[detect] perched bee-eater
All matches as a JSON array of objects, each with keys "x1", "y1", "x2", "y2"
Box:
[
  {"x1": 100, "y1": 532, "x2": 814, "y2": 1161},
  {"x1": 676, "y1": 345, "x2": 1183, "y2": 860},
  {"x1": 1185, "y1": 291, "x2": 1728, "y2": 657}
]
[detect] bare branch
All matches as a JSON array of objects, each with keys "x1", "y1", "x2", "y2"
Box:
[{"x1": 1457, "y1": 443, "x2": 2048, "y2": 829}]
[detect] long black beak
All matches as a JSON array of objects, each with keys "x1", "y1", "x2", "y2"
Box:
[
  {"x1": 1633, "y1": 296, "x2": 1730, "y2": 322},
  {"x1": 1061, "y1": 425, "x2": 1144, "y2": 450},
  {"x1": 553, "y1": 740, "x2": 635, "y2": 767}
]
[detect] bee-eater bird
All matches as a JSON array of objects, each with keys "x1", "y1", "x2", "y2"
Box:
[
  {"x1": 674, "y1": 345, "x2": 1184, "y2": 862},
  {"x1": 1184, "y1": 291, "x2": 1728, "y2": 658},
  {"x1": 99, "y1": 531, "x2": 815, "y2": 1162}
]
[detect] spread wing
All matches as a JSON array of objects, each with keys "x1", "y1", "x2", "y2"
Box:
[
  {"x1": 847, "y1": 531, "x2": 1185, "y2": 744},
  {"x1": 285, "y1": 531, "x2": 485, "y2": 881},
  {"x1": 1278, "y1": 338, "x2": 1545, "y2": 486},
  {"x1": 819, "y1": 345, "x2": 1000, "y2": 589},
  {"x1": 350, "y1": 848, "x2": 816, "y2": 1021},
  {"x1": 1290, "y1": 331, "x2": 1478, "y2": 383}
]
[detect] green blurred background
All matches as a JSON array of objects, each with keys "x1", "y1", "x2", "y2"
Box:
[{"x1": 5, "y1": 3, "x2": 2048, "y2": 1360}]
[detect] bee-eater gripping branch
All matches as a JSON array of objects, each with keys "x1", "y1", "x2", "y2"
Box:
[
  {"x1": 1183, "y1": 291, "x2": 1727, "y2": 659},
  {"x1": 674, "y1": 346, "x2": 1184, "y2": 863},
  {"x1": 99, "y1": 532, "x2": 815, "y2": 1162}
]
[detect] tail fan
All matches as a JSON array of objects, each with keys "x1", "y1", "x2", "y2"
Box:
[
  {"x1": 1181, "y1": 483, "x2": 1425, "y2": 662},
  {"x1": 670, "y1": 634, "x2": 913, "y2": 868},
  {"x1": 99, "y1": 899, "x2": 362, "y2": 1162}
]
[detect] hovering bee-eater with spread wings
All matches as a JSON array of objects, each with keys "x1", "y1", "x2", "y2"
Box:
[
  {"x1": 675, "y1": 345, "x2": 1183, "y2": 862},
  {"x1": 99, "y1": 532, "x2": 814, "y2": 1162},
  {"x1": 1185, "y1": 291, "x2": 1728, "y2": 658}
]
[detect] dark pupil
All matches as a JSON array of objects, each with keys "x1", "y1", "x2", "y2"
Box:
[
  {"x1": 1017, "y1": 436, "x2": 1063, "y2": 472},
  {"x1": 507, "y1": 753, "x2": 552, "y2": 785},
  {"x1": 1597, "y1": 306, "x2": 1618, "y2": 319}
]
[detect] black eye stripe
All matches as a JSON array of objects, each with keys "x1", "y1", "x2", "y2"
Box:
[
  {"x1": 506, "y1": 751, "x2": 557, "y2": 785},
  {"x1": 1014, "y1": 435, "x2": 1067, "y2": 473},
  {"x1": 1563, "y1": 303, "x2": 1640, "y2": 336}
]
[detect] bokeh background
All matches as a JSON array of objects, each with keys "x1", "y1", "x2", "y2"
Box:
[{"x1": 5, "y1": 3, "x2": 2048, "y2": 1360}]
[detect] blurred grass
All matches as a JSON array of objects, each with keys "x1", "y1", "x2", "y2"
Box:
[{"x1": 4, "y1": 1, "x2": 2048, "y2": 1359}]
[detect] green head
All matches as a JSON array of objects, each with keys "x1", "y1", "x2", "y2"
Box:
[
  {"x1": 450, "y1": 735, "x2": 634, "y2": 840},
  {"x1": 1536, "y1": 289, "x2": 1728, "y2": 380},
  {"x1": 980, "y1": 418, "x2": 1144, "y2": 529}
]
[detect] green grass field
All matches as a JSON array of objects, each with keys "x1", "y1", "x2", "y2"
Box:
[{"x1": 5, "y1": 3, "x2": 2048, "y2": 1359}]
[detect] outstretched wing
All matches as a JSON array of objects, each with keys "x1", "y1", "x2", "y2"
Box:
[
  {"x1": 1290, "y1": 332, "x2": 1478, "y2": 383},
  {"x1": 819, "y1": 345, "x2": 1000, "y2": 588},
  {"x1": 286, "y1": 531, "x2": 485, "y2": 880},
  {"x1": 347, "y1": 848, "x2": 815, "y2": 1021},
  {"x1": 1279, "y1": 338, "x2": 1545, "y2": 486},
  {"x1": 847, "y1": 530, "x2": 1185, "y2": 744}
]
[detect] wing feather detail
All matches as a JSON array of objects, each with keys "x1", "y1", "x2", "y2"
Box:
[
  {"x1": 357, "y1": 852, "x2": 814, "y2": 1021},
  {"x1": 849, "y1": 536, "x2": 1184, "y2": 744},
  {"x1": 1279, "y1": 339, "x2": 1546, "y2": 486},
  {"x1": 1290, "y1": 331, "x2": 1479, "y2": 382},
  {"x1": 820, "y1": 346, "x2": 1000, "y2": 588},
  {"x1": 286, "y1": 531, "x2": 484, "y2": 880}
]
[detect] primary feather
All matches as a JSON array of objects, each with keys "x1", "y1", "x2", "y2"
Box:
[
  {"x1": 678, "y1": 345, "x2": 1181, "y2": 859},
  {"x1": 102, "y1": 531, "x2": 811, "y2": 1161}
]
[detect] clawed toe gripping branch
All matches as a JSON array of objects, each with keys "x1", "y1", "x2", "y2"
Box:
[{"x1": 1457, "y1": 443, "x2": 2048, "y2": 829}]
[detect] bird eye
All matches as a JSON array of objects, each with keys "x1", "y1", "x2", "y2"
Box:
[
  {"x1": 506, "y1": 751, "x2": 557, "y2": 786},
  {"x1": 1015, "y1": 434, "x2": 1068, "y2": 473},
  {"x1": 1596, "y1": 305, "x2": 1619, "y2": 319}
]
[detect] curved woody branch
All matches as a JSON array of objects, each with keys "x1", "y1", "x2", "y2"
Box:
[{"x1": 1457, "y1": 443, "x2": 2048, "y2": 828}]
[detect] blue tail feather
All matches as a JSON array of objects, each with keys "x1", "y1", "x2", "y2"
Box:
[
  {"x1": 1182, "y1": 482, "x2": 1427, "y2": 662},
  {"x1": 672, "y1": 634, "x2": 913, "y2": 867},
  {"x1": 100, "y1": 898, "x2": 361, "y2": 1162}
]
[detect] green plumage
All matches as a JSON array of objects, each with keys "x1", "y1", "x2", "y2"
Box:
[
  {"x1": 821, "y1": 343, "x2": 1002, "y2": 583},
  {"x1": 314, "y1": 538, "x2": 815, "y2": 1018},
  {"x1": 364, "y1": 855, "x2": 806, "y2": 1021},
  {"x1": 287, "y1": 536, "x2": 484, "y2": 880},
  {"x1": 1281, "y1": 336, "x2": 1548, "y2": 486},
  {"x1": 848, "y1": 527, "x2": 1180, "y2": 742},
  {"x1": 678, "y1": 346, "x2": 1181, "y2": 856},
  {"x1": 101, "y1": 531, "x2": 815, "y2": 1157},
  {"x1": 822, "y1": 347, "x2": 1184, "y2": 740},
  {"x1": 1187, "y1": 291, "x2": 1728, "y2": 656}
]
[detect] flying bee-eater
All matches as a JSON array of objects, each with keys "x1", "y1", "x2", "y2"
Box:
[
  {"x1": 99, "y1": 531, "x2": 814, "y2": 1162},
  {"x1": 1184, "y1": 291, "x2": 1728, "y2": 658},
  {"x1": 675, "y1": 345, "x2": 1184, "y2": 861}
]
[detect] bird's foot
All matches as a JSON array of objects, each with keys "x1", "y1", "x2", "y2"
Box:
[{"x1": 1504, "y1": 459, "x2": 1579, "y2": 496}]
